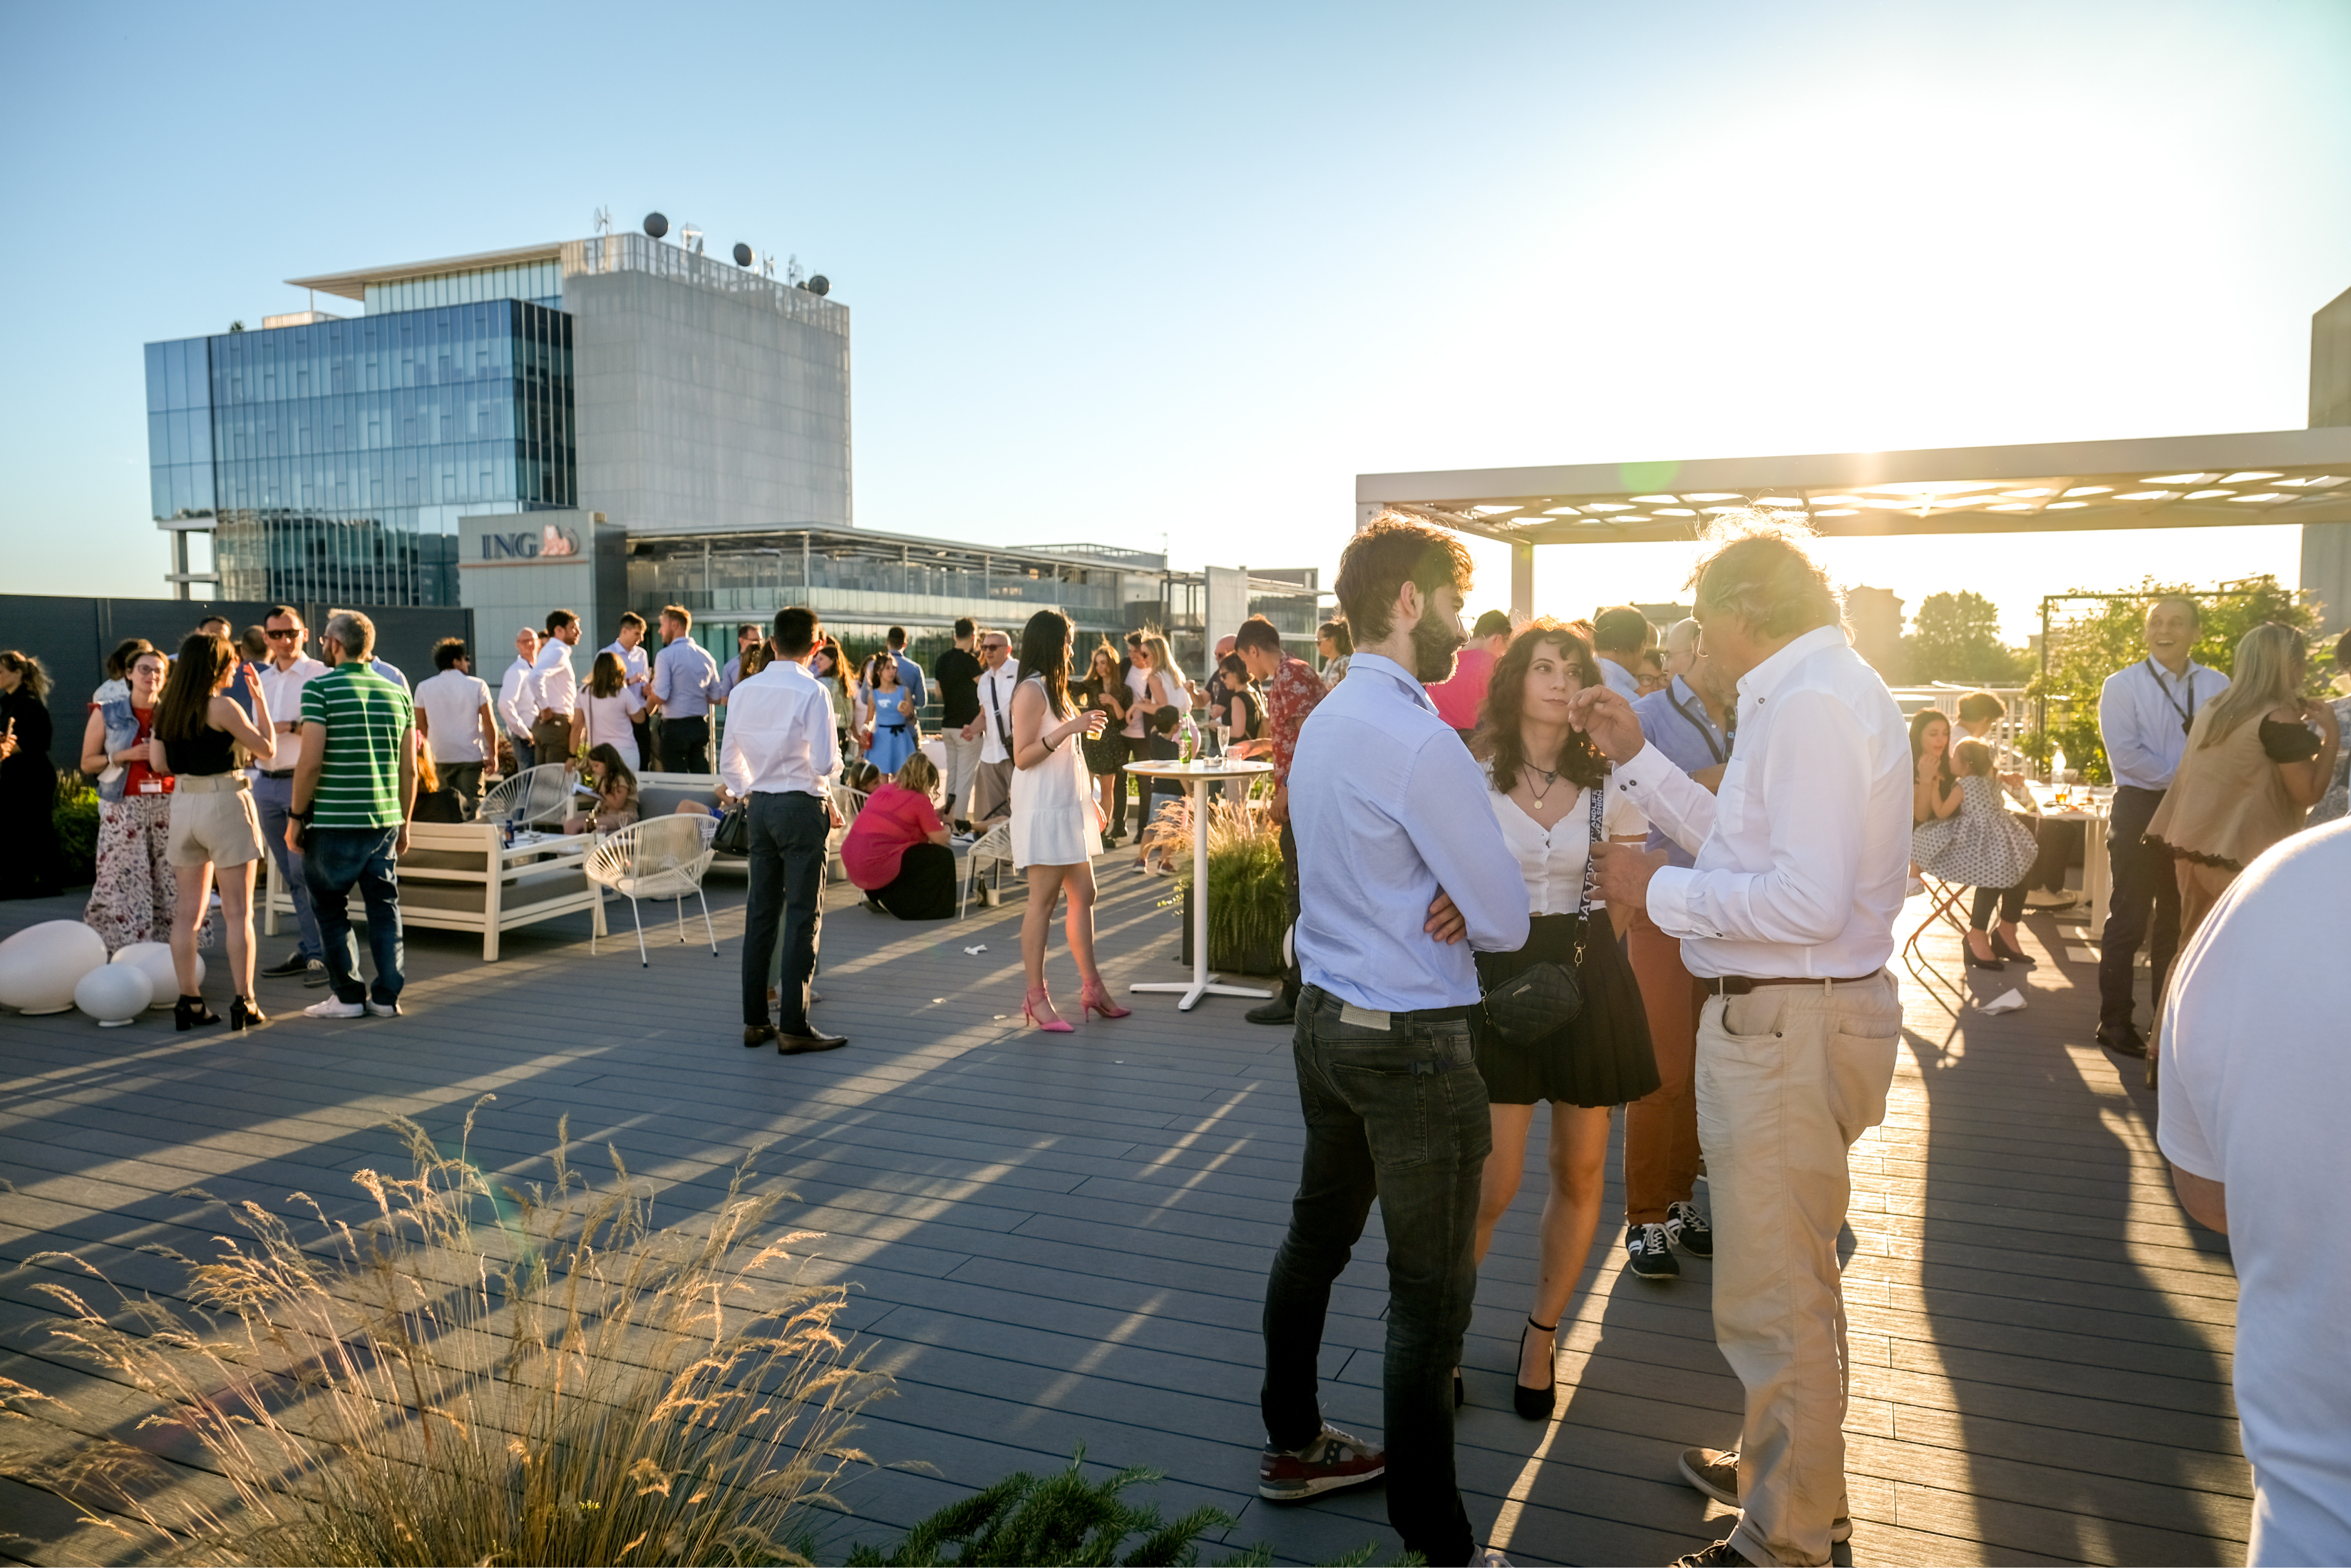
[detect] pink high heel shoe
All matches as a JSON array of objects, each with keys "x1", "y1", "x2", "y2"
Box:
[
  {"x1": 1024, "y1": 985, "x2": 1074, "y2": 1033},
  {"x1": 1079, "y1": 980, "x2": 1131, "y2": 1020}
]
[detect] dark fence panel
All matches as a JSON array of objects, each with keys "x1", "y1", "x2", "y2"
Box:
[{"x1": 0, "y1": 595, "x2": 474, "y2": 771}]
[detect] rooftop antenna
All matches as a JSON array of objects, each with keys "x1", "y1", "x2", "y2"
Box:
[
  {"x1": 680, "y1": 222, "x2": 704, "y2": 255},
  {"x1": 593, "y1": 206, "x2": 612, "y2": 236},
  {"x1": 760, "y1": 252, "x2": 776, "y2": 280},
  {"x1": 785, "y1": 252, "x2": 805, "y2": 286}
]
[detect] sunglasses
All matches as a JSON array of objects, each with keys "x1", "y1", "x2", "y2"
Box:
[{"x1": 265, "y1": 628, "x2": 303, "y2": 640}]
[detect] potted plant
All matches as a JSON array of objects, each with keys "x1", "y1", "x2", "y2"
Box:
[{"x1": 1142, "y1": 792, "x2": 1287, "y2": 976}]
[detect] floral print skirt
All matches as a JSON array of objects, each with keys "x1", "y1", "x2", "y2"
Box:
[{"x1": 85, "y1": 795, "x2": 213, "y2": 954}]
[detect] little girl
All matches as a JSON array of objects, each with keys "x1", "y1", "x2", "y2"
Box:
[
  {"x1": 1911, "y1": 737, "x2": 2039, "y2": 970},
  {"x1": 563, "y1": 743, "x2": 641, "y2": 837}
]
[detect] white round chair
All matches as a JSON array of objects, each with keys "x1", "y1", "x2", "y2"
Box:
[
  {"x1": 112, "y1": 941, "x2": 197, "y2": 1008},
  {"x1": 0, "y1": 920, "x2": 109, "y2": 1014},
  {"x1": 75, "y1": 964, "x2": 153, "y2": 1027},
  {"x1": 585, "y1": 816, "x2": 719, "y2": 966}
]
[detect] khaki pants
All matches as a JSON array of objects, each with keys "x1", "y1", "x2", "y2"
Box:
[
  {"x1": 1624, "y1": 910, "x2": 1704, "y2": 1223},
  {"x1": 969, "y1": 757, "x2": 1013, "y2": 825},
  {"x1": 940, "y1": 730, "x2": 982, "y2": 818},
  {"x1": 1698, "y1": 971, "x2": 1900, "y2": 1568}
]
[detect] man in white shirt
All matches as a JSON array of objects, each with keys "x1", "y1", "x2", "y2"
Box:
[
  {"x1": 1591, "y1": 605, "x2": 1657, "y2": 702},
  {"x1": 530, "y1": 610, "x2": 582, "y2": 767},
  {"x1": 1573, "y1": 519, "x2": 1911, "y2": 1568},
  {"x1": 413, "y1": 637, "x2": 498, "y2": 816},
  {"x1": 496, "y1": 626, "x2": 539, "y2": 775},
  {"x1": 2159, "y1": 821, "x2": 2351, "y2": 1568},
  {"x1": 721, "y1": 606, "x2": 848, "y2": 1055},
  {"x1": 965, "y1": 631, "x2": 1021, "y2": 827},
  {"x1": 602, "y1": 611, "x2": 654, "y2": 764},
  {"x1": 2093, "y1": 595, "x2": 2229, "y2": 1058},
  {"x1": 253, "y1": 604, "x2": 332, "y2": 984}
]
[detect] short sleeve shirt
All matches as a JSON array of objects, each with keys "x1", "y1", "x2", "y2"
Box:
[
  {"x1": 302, "y1": 664, "x2": 414, "y2": 828},
  {"x1": 1265, "y1": 654, "x2": 1328, "y2": 787}
]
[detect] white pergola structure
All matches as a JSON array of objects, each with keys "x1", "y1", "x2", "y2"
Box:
[{"x1": 1358, "y1": 426, "x2": 2351, "y2": 631}]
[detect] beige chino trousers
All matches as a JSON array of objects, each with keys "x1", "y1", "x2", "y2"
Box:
[{"x1": 1696, "y1": 970, "x2": 1900, "y2": 1568}]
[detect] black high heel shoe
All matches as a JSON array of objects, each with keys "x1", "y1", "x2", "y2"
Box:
[
  {"x1": 1989, "y1": 931, "x2": 2032, "y2": 964},
  {"x1": 1964, "y1": 947, "x2": 2005, "y2": 971},
  {"x1": 174, "y1": 994, "x2": 221, "y2": 1031},
  {"x1": 230, "y1": 994, "x2": 267, "y2": 1032},
  {"x1": 1513, "y1": 1317, "x2": 1558, "y2": 1421}
]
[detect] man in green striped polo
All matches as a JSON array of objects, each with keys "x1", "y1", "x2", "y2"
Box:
[{"x1": 288, "y1": 610, "x2": 418, "y2": 1020}]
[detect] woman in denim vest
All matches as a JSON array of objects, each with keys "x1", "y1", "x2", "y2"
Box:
[{"x1": 78, "y1": 646, "x2": 182, "y2": 951}]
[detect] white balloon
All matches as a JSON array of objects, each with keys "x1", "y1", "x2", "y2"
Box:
[
  {"x1": 112, "y1": 941, "x2": 196, "y2": 1008},
  {"x1": 0, "y1": 921, "x2": 109, "y2": 1015},
  {"x1": 74, "y1": 964, "x2": 153, "y2": 1027}
]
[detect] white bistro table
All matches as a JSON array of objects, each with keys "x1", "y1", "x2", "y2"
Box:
[
  {"x1": 1125, "y1": 757, "x2": 1277, "y2": 1011},
  {"x1": 2029, "y1": 784, "x2": 2112, "y2": 940}
]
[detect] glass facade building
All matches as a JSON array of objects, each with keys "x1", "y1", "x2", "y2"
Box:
[{"x1": 146, "y1": 299, "x2": 574, "y2": 605}]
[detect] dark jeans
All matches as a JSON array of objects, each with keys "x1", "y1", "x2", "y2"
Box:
[
  {"x1": 742, "y1": 791, "x2": 827, "y2": 1030},
  {"x1": 660, "y1": 715, "x2": 711, "y2": 774},
  {"x1": 871, "y1": 841, "x2": 957, "y2": 920},
  {"x1": 2101, "y1": 785, "x2": 2177, "y2": 1028},
  {"x1": 1278, "y1": 819, "x2": 1302, "y2": 1007},
  {"x1": 301, "y1": 825, "x2": 403, "y2": 1006},
  {"x1": 1261, "y1": 986, "x2": 1489, "y2": 1566},
  {"x1": 253, "y1": 772, "x2": 321, "y2": 961}
]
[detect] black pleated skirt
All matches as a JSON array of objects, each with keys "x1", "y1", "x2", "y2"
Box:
[{"x1": 1473, "y1": 912, "x2": 1660, "y2": 1108}]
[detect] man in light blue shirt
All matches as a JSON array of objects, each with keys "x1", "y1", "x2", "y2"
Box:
[
  {"x1": 2094, "y1": 594, "x2": 2228, "y2": 1058},
  {"x1": 885, "y1": 625, "x2": 928, "y2": 716},
  {"x1": 649, "y1": 604, "x2": 725, "y2": 772},
  {"x1": 1260, "y1": 515, "x2": 1525, "y2": 1568}
]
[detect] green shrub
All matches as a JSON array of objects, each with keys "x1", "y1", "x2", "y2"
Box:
[
  {"x1": 52, "y1": 770, "x2": 97, "y2": 887},
  {"x1": 845, "y1": 1449, "x2": 1283, "y2": 1567}
]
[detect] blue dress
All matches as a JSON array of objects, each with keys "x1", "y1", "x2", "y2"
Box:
[{"x1": 869, "y1": 716, "x2": 916, "y2": 775}]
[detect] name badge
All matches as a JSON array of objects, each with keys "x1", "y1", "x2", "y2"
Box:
[
  {"x1": 1339, "y1": 1002, "x2": 1391, "y2": 1031},
  {"x1": 138, "y1": 778, "x2": 164, "y2": 794}
]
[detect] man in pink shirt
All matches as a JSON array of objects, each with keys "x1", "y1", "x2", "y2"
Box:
[{"x1": 1423, "y1": 610, "x2": 1513, "y2": 741}]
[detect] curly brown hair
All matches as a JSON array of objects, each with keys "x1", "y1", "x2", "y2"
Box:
[{"x1": 1480, "y1": 619, "x2": 1609, "y2": 794}]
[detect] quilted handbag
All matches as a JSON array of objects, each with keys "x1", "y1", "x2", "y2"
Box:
[{"x1": 1480, "y1": 784, "x2": 1603, "y2": 1047}]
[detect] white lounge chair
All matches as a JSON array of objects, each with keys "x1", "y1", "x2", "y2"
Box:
[
  {"x1": 957, "y1": 820, "x2": 1013, "y2": 919},
  {"x1": 478, "y1": 763, "x2": 578, "y2": 829}
]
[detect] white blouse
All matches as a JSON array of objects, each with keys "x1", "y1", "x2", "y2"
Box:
[{"x1": 1484, "y1": 769, "x2": 1648, "y2": 916}]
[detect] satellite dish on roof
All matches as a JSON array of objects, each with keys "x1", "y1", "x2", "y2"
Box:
[
  {"x1": 732, "y1": 242, "x2": 753, "y2": 267},
  {"x1": 643, "y1": 212, "x2": 669, "y2": 239},
  {"x1": 807, "y1": 275, "x2": 830, "y2": 296}
]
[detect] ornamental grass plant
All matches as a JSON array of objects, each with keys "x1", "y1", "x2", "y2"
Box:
[
  {"x1": 1139, "y1": 793, "x2": 1288, "y2": 975},
  {"x1": 0, "y1": 1101, "x2": 886, "y2": 1566}
]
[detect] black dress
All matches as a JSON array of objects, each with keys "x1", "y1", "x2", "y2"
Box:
[
  {"x1": 0, "y1": 687, "x2": 66, "y2": 900},
  {"x1": 1077, "y1": 676, "x2": 1129, "y2": 776},
  {"x1": 1474, "y1": 912, "x2": 1659, "y2": 1108}
]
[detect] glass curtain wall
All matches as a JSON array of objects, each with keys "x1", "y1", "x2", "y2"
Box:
[{"x1": 148, "y1": 301, "x2": 574, "y2": 605}]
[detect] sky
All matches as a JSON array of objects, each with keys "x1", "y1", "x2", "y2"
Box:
[{"x1": 3, "y1": 1, "x2": 2346, "y2": 642}]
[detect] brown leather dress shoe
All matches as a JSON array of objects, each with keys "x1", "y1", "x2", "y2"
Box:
[
  {"x1": 775, "y1": 1028, "x2": 848, "y2": 1054},
  {"x1": 743, "y1": 1024, "x2": 778, "y2": 1047}
]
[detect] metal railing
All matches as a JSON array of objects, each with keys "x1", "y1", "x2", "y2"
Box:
[{"x1": 560, "y1": 235, "x2": 850, "y2": 339}]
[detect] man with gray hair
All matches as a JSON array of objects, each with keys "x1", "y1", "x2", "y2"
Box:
[
  {"x1": 1570, "y1": 518, "x2": 1910, "y2": 1568},
  {"x1": 496, "y1": 625, "x2": 541, "y2": 776},
  {"x1": 289, "y1": 610, "x2": 417, "y2": 1020}
]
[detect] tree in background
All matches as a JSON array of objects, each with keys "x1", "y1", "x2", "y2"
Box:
[
  {"x1": 1901, "y1": 590, "x2": 2033, "y2": 684},
  {"x1": 2025, "y1": 575, "x2": 2318, "y2": 782}
]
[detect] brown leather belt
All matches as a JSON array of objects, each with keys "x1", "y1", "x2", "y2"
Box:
[{"x1": 1708, "y1": 971, "x2": 1883, "y2": 996}]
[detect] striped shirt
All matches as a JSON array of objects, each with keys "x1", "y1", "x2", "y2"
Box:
[{"x1": 301, "y1": 664, "x2": 415, "y2": 828}]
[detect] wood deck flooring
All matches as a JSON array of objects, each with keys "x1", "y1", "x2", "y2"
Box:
[{"x1": 0, "y1": 858, "x2": 2242, "y2": 1565}]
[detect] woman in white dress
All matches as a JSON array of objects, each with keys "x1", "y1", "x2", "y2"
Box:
[
  {"x1": 571, "y1": 650, "x2": 646, "y2": 772},
  {"x1": 1009, "y1": 608, "x2": 1125, "y2": 1032}
]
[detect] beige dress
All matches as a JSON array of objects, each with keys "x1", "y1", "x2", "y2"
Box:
[{"x1": 2145, "y1": 705, "x2": 2312, "y2": 943}]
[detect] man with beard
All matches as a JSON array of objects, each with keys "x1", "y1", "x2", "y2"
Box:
[{"x1": 1256, "y1": 514, "x2": 1526, "y2": 1568}]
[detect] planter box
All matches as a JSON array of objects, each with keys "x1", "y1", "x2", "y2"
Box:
[{"x1": 1176, "y1": 884, "x2": 1284, "y2": 978}]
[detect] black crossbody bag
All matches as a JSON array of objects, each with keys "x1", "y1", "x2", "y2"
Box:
[{"x1": 1480, "y1": 784, "x2": 1603, "y2": 1047}]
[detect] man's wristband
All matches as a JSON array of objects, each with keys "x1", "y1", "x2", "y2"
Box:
[{"x1": 289, "y1": 808, "x2": 313, "y2": 823}]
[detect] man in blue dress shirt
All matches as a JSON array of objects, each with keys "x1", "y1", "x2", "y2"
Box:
[
  {"x1": 2094, "y1": 595, "x2": 2228, "y2": 1058},
  {"x1": 1259, "y1": 515, "x2": 1528, "y2": 1567},
  {"x1": 649, "y1": 604, "x2": 725, "y2": 772},
  {"x1": 1620, "y1": 618, "x2": 1735, "y2": 1282}
]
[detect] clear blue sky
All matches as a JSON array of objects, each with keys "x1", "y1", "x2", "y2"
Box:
[{"x1": 4, "y1": 1, "x2": 2346, "y2": 640}]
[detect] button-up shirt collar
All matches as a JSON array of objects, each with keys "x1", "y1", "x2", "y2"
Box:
[
  {"x1": 601, "y1": 639, "x2": 650, "y2": 682},
  {"x1": 719, "y1": 657, "x2": 841, "y2": 798},
  {"x1": 2099, "y1": 657, "x2": 2228, "y2": 792},
  {"x1": 651, "y1": 637, "x2": 723, "y2": 718},
  {"x1": 1611, "y1": 625, "x2": 1910, "y2": 978},
  {"x1": 1290, "y1": 652, "x2": 1529, "y2": 1012}
]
